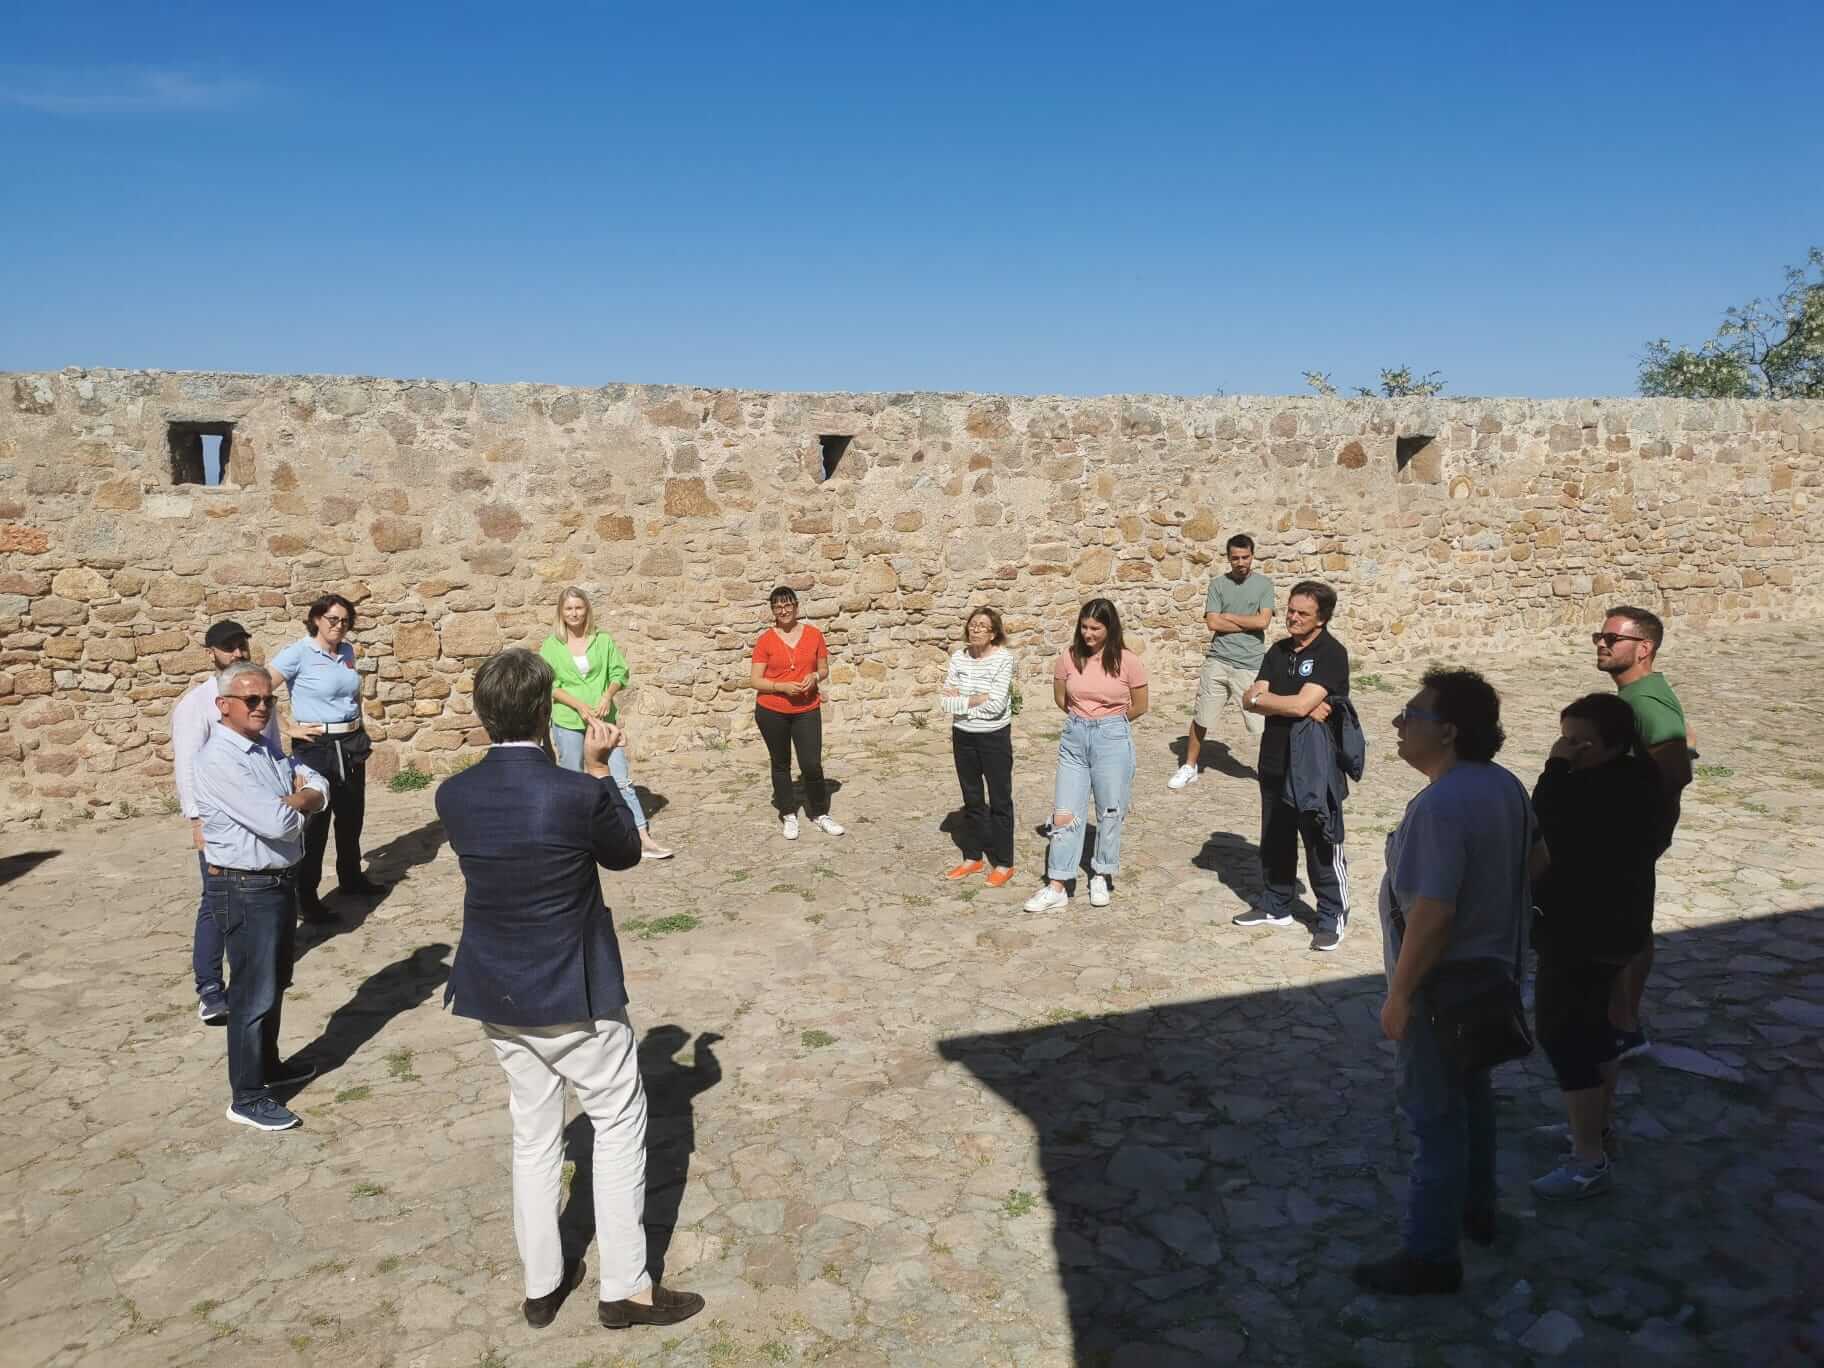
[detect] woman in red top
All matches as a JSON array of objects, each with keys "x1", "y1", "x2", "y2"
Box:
[{"x1": 750, "y1": 585, "x2": 843, "y2": 840}]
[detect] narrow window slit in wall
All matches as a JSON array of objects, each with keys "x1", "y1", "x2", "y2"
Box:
[
  {"x1": 818, "y1": 434, "x2": 852, "y2": 482},
  {"x1": 167, "y1": 422, "x2": 235, "y2": 486},
  {"x1": 1394, "y1": 434, "x2": 1434, "y2": 473}
]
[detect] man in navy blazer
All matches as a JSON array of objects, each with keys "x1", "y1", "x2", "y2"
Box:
[{"x1": 437, "y1": 647, "x2": 704, "y2": 1333}]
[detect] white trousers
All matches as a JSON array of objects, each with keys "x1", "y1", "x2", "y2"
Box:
[{"x1": 484, "y1": 1012, "x2": 653, "y2": 1302}]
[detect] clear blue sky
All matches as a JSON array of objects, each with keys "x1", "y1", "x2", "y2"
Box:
[{"x1": 3, "y1": 2, "x2": 1819, "y2": 397}]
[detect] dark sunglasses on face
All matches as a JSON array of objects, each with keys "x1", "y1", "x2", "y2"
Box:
[
  {"x1": 1394, "y1": 706, "x2": 1445, "y2": 725},
  {"x1": 321, "y1": 615, "x2": 351, "y2": 626},
  {"x1": 1591, "y1": 632, "x2": 1646, "y2": 647},
  {"x1": 227, "y1": 693, "x2": 276, "y2": 709}
]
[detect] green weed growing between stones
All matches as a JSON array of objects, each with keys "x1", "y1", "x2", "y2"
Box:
[
  {"x1": 388, "y1": 766, "x2": 433, "y2": 792},
  {"x1": 1002, "y1": 1189, "x2": 1037, "y2": 1217},
  {"x1": 801, "y1": 1029, "x2": 836, "y2": 1049},
  {"x1": 335, "y1": 1085, "x2": 372, "y2": 1103},
  {"x1": 385, "y1": 1048, "x2": 418, "y2": 1082},
  {"x1": 352, "y1": 1182, "x2": 386, "y2": 1198},
  {"x1": 1695, "y1": 764, "x2": 1735, "y2": 780},
  {"x1": 622, "y1": 913, "x2": 700, "y2": 939}
]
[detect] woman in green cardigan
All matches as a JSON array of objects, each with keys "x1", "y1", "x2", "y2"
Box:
[{"x1": 539, "y1": 586, "x2": 673, "y2": 859}]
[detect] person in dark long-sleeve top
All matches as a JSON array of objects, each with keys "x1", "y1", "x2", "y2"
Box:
[
  {"x1": 435, "y1": 648, "x2": 703, "y2": 1333},
  {"x1": 1527, "y1": 692, "x2": 1665, "y2": 1202}
]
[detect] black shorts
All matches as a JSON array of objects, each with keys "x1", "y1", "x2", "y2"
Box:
[{"x1": 1534, "y1": 956, "x2": 1623, "y2": 1092}]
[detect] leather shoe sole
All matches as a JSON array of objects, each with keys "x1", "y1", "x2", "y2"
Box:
[
  {"x1": 524, "y1": 1257, "x2": 585, "y2": 1328},
  {"x1": 598, "y1": 1283, "x2": 705, "y2": 1329}
]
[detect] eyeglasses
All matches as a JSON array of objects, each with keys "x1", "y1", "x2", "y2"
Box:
[
  {"x1": 1591, "y1": 632, "x2": 1646, "y2": 647},
  {"x1": 1393, "y1": 706, "x2": 1445, "y2": 726},
  {"x1": 321, "y1": 615, "x2": 351, "y2": 626},
  {"x1": 227, "y1": 693, "x2": 276, "y2": 709}
]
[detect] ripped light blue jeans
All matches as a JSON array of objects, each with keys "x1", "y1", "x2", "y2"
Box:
[{"x1": 1045, "y1": 714, "x2": 1136, "y2": 882}]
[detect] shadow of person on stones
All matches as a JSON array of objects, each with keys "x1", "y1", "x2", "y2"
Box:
[
  {"x1": 0, "y1": 849, "x2": 59, "y2": 890},
  {"x1": 299, "y1": 817, "x2": 447, "y2": 951},
  {"x1": 940, "y1": 908, "x2": 1824, "y2": 1365},
  {"x1": 1193, "y1": 829, "x2": 1315, "y2": 928},
  {"x1": 1168, "y1": 734, "x2": 1255, "y2": 781},
  {"x1": 634, "y1": 786, "x2": 670, "y2": 821},
  {"x1": 559, "y1": 1025, "x2": 724, "y2": 1283},
  {"x1": 280, "y1": 942, "x2": 450, "y2": 1097}
]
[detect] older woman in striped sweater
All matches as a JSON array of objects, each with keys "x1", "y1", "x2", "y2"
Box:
[{"x1": 941, "y1": 606, "x2": 1018, "y2": 887}]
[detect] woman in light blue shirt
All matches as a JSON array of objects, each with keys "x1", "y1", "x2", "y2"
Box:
[{"x1": 272, "y1": 593, "x2": 386, "y2": 921}]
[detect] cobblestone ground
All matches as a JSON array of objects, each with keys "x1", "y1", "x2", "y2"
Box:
[{"x1": 3, "y1": 624, "x2": 1823, "y2": 1368}]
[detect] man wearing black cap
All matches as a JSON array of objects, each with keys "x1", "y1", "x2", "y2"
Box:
[{"x1": 170, "y1": 620, "x2": 279, "y2": 1024}]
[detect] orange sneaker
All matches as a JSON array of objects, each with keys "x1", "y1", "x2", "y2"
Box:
[
  {"x1": 945, "y1": 860, "x2": 986, "y2": 880},
  {"x1": 984, "y1": 866, "x2": 1017, "y2": 888}
]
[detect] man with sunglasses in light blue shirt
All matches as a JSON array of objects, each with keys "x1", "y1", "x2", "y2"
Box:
[{"x1": 195, "y1": 662, "x2": 330, "y2": 1133}]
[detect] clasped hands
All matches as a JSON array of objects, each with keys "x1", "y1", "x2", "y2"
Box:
[{"x1": 583, "y1": 717, "x2": 625, "y2": 768}]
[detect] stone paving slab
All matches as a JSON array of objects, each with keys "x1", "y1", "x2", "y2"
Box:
[{"x1": 3, "y1": 624, "x2": 1823, "y2": 1367}]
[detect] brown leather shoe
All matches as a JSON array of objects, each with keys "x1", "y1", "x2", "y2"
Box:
[
  {"x1": 523, "y1": 1257, "x2": 584, "y2": 1328},
  {"x1": 598, "y1": 1283, "x2": 705, "y2": 1329}
]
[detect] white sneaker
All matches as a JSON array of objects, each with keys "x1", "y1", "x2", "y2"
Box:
[
  {"x1": 640, "y1": 843, "x2": 674, "y2": 860},
  {"x1": 782, "y1": 814, "x2": 800, "y2": 840},
  {"x1": 1088, "y1": 875, "x2": 1111, "y2": 907},
  {"x1": 1167, "y1": 764, "x2": 1199, "y2": 790},
  {"x1": 1023, "y1": 885, "x2": 1069, "y2": 914},
  {"x1": 811, "y1": 814, "x2": 845, "y2": 836}
]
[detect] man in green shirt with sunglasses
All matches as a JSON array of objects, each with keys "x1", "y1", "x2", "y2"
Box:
[{"x1": 1594, "y1": 605, "x2": 1693, "y2": 1061}]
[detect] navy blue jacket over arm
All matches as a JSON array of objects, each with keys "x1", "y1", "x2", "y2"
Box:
[{"x1": 435, "y1": 746, "x2": 642, "y2": 1028}]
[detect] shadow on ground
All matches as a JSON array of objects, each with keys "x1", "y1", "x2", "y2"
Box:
[
  {"x1": 285, "y1": 942, "x2": 451, "y2": 1094},
  {"x1": 0, "y1": 849, "x2": 58, "y2": 889},
  {"x1": 561, "y1": 1024, "x2": 725, "y2": 1284},
  {"x1": 939, "y1": 909, "x2": 1823, "y2": 1366},
  {"x1": 298, "y1": 818, "x2": 447, "y2": 951},
  {"x1": 1168, "y1": 734, "x2": 1255, "y2": 781}
]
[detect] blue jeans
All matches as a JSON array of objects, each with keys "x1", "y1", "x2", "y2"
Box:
[
  {"x1": 206, "y1": 869, "x2": 298, "y2": 1107},
  {"x1": 1398, "y1": 1003, "x2": 1496, "y2": 1262},
  {"x1": 551, "y1": 726, "x2": 647, "y2": 828},
  {"x1": 193, "y1": 851, "x2": 225, "y2": 999},
  {"x1": 1045, "y1": 715, "x2": 1136, "y2": 881}
]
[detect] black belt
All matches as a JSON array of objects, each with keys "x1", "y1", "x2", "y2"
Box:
[{"x1": 206, "y1": 863, "x2": 299, "y2": 878}]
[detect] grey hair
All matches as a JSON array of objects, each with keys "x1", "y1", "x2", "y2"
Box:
[
  {"x1": 217, "y1": 660, "x2": 273, "y2": 693},
  {"x1": 473, "y1": 648, "x2": 554, "y2": 744}
]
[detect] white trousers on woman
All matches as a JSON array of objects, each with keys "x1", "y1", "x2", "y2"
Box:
[{"x1": 483, "y1": 1011, "x2": 653, "y2": 1302}]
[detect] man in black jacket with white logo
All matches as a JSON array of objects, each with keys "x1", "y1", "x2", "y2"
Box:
[{"x1": 1234, "y1": 580, "x2": 1352, "y2": 952}]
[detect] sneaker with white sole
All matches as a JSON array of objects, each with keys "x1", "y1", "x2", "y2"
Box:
[
  {"x1": 197, "y1": 992, "x2": 229, "y2": 1026},
  {"x1": 227, "y1": 1098, "x2": 301, "y2": 1132},
  {"x1": 1531, "y1": 1158, "x2": 1612, "y2": 1201},
  {"x1": 811, "y1": 815, "x2": 845, "y2": 836},
  {"x1": 1310, "y1": 925, "x2": 1344, "y2": 952},
  {"x1": 1232, "y1": 906, "x2": 1294, "y2": 928},
  {"x1": 1088, "y1": 875, "x2": 1111, "y2": 907},
  {"x1": 1167, "y1": 764, "x2": 1199, "y2": 790},
  {"x1": 1023, "y1": 885, "x2": 1069, "y2": 914},
  {"x1": 1613, "y1": 1026, "x2": 1651, "y2": 1060},
  {"x1": 782, "y1": 814, "x2": 800, "y2": 841}
]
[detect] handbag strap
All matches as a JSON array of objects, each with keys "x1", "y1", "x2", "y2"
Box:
[{"x1": 1506, "y1": 769, "x2": 1530, "y2": 978}]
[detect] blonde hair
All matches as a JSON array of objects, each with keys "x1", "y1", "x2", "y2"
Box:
[{"x1": 555, "y1": 586, "x2": 593, "y2": 637}]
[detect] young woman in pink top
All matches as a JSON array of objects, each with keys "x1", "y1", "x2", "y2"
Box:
[{"x1": 1024, "y1": 598, "x2": 1149, "y2": 914}]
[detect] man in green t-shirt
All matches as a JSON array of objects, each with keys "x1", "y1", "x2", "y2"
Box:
[
  {"x1": 1169, "y1": 534, "x2": 1275, "y2": 790},
  {"x1": 1594, "y1": 604, "x2": 1693, "y2": 1060}
]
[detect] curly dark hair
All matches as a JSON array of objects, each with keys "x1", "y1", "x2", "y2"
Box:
[{"x1": 1420, "y1": 667, "x2": 1505, "y2": 763}]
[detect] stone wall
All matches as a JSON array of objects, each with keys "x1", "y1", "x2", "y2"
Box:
[{"x1": 3, "y1": 367, "x2": 1821, "y2": 821}]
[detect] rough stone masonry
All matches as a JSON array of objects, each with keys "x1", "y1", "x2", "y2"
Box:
[{"x1": 1, "y1": 368, "x2": 1820, "y2": 821}]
